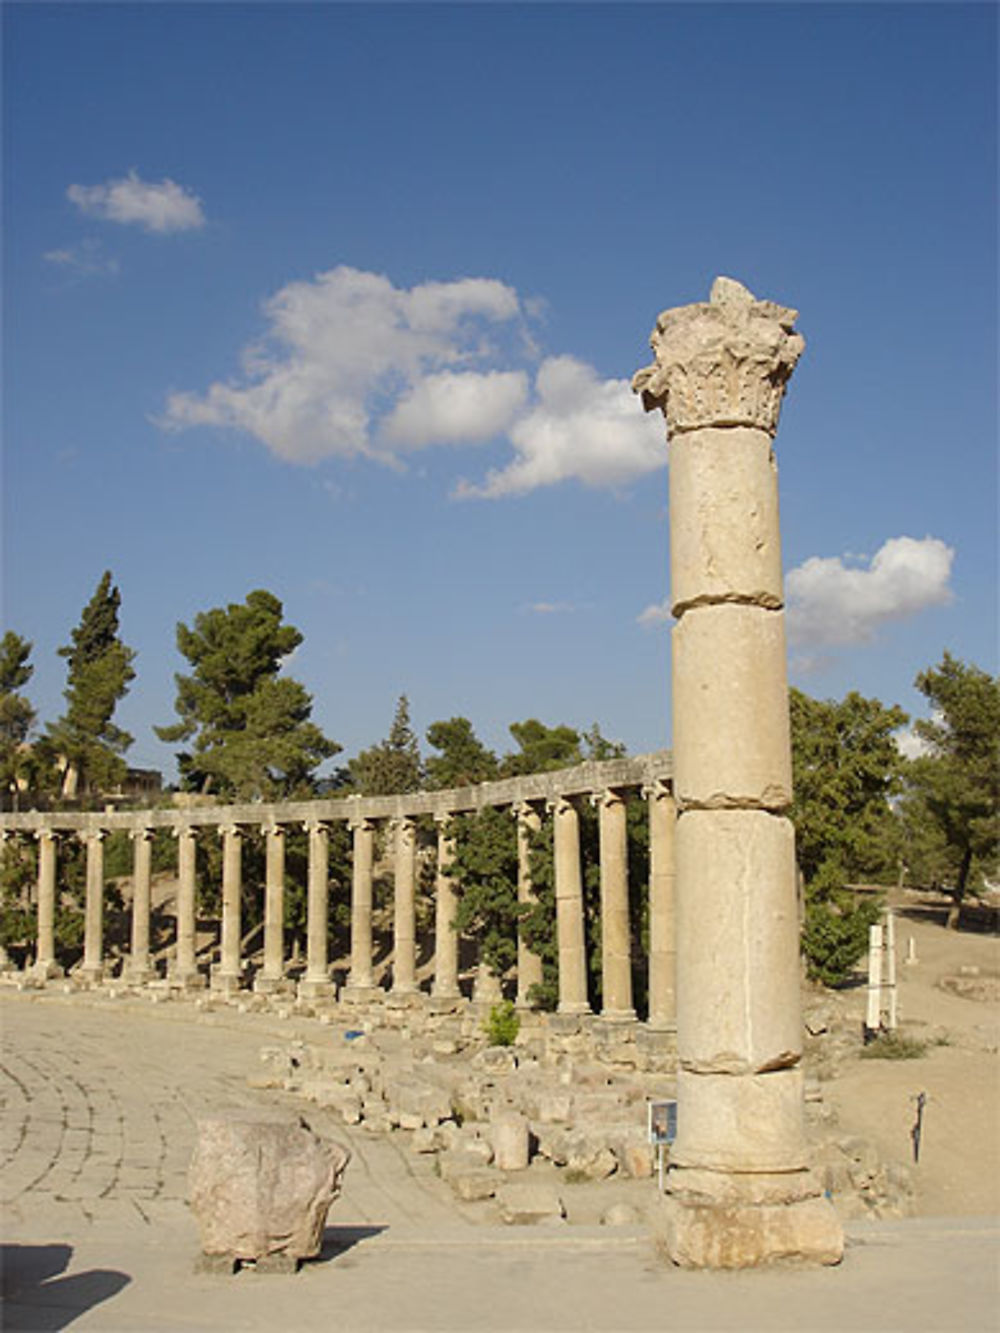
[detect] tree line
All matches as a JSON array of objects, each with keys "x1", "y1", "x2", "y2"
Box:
[{"x1": 1, "y1": 572, "x2": 997, "y2": 989}]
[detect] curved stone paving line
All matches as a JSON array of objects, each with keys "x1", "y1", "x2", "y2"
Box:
[{"x1": 0, "y1": 990, "x2": 473, "y2": 1236}]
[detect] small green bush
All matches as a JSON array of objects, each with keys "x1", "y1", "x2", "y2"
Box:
[
  {"x1": 860, "y1": 1031, "x2": 927, "y2": 1060},
  {"x1": 483, "y1": 1000, "x2": 519, "y2": 1047}
]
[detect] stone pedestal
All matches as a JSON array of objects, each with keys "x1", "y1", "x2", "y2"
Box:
[{"x1": 633, "y1": 277, "x2": 842, "y2": 1268}]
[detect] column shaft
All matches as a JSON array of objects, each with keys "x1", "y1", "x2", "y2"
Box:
[
  {"x1": 347, "y1": 818, "x2": 376, "y2": 991},
  {"x1": 34, "y1": 831, "x2": 61, "y2": 978},
  {"x1": 392, "y1": 817, "x2": 417, "y2": 993},
  {"x1": 172, "y1": 826, "x2": 201, "y2": 986},
  {"x1": 301, "y1": 822, "x2": 334, "y2": 996},
  {"x1": 552, "y1": 798, "x2": 589, "y2": 1015},
  {"x1": 257, "y1": 824, "x2": 286, "y2": 989},
  {"x1": 646, "y1": 783, "x2": 677, "y2": 1030},
  {"x1": 432, "y1": 817, "x2": 460, "y2": 999},
  {"x1": 80, "y1": 831, "x2": 105, "y2": 983},
  {"x1": 597, "y1": 789, "x2": 634, "y2": 1019},
  {"x1": 212, "y1": 825, "x2": 243, "y2": 990},
  {"x1": 127, "y1": 828, "x2": 154, "y2": 982},
  {"x1": 515, "y1": 802, "x2": 543, "y2": 1008}
]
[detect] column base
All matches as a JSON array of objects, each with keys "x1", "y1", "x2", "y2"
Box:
[
  {"x1": 167, "y1": 967, "x2": 207, "y2": 990},
  {"x1": 340, "y1": 983, "x2": 382, "y2": 1005},
  {"x1": 428, "y1": 992, "x2": 463, "y2": 1015},
  {"x1": 77, "y1": 964, "x2": 104, "y2": 987},
  {"x1": 124, "y1": 962, "x2": 155, "y2": 986},
  {"x1": 556, "y1": 1001, "x2": 591, "y2": 1018},
  {"x1": 30, "y1": 959, "x2": 64, "y2": 982},
  {"x1": 653, "y1": 1169, "x2": 843, "y2": 1269},
  {"x1": 253, "y1": 973, "x2": 293, "y2": 995},
  {"x1": 297, "y1": 976, "x2": 336, "y2": 1000},
  {"x1": 597, "y1": 1008, "x2": 636, "y2": 1025},
  {"x1": 386, "y1": 987, "x2": 423, "y2": 1009},
  {"x1": 210, "y1": 968, "x2": 243, "y2": 995}
]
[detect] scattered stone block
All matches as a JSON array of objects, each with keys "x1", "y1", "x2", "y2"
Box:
[
  {"x1": 496, "y1": 1183, "x2": 566, "y2": 1225},
  {"x1": 450, "y1": 1169, "x2": 500, "y2": 1202},
  {"x1": 188, "y1": 1111, "x2": 349, "y2": 1270},
  {"x1": 491, "y1": 1112, "x2": 530, "y2": 1171}
]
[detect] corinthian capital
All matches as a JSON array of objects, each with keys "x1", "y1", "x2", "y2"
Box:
[{"x1": 632, "y1": 276, "x2": 804, "y2": 437}]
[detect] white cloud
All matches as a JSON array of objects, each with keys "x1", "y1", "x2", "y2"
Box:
[
  {"x1": 526, "y1": 601, "x2": 577, "y2": 615},
  {"x1": 160, "y1": 266, "x2": 526, "y2": 465},
  {"x1": 787, "y1": 536, "x2": 954, "y2": 647},
  {"x1": 380, "y1": 370, "x2": 528, "y2": 448},
  {"x1": 43, "y1": 238, "x2": 119, "y2": 277},
  {"x1": 454, "y1": 356, "x2": 665, "y2": 498},
  {"x1": 637, "y1": 599, "x2": 671, "y2": 627},
  {"x1": 67, "y1": 171, "x2": 205, "y2": 232},
  {"x1": 894, "y1": 726, "x2": 933, "y2": 761}
]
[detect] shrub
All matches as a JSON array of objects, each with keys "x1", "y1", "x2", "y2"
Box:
[{"x1": 483, "y1": 1000, "x2": 519, "y2": 1047}]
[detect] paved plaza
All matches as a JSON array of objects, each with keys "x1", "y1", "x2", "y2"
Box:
[{"x1": 1, "y1": 989, "x2": 997, "y2": 1332}]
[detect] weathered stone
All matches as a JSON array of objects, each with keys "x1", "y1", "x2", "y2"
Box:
[
  {"x1": 653, "y1": 1193, "x2": 844, "y2": 1269},
  {"x1": 449, "y1": 1169, "x2": 500, "y2": 1201},
  {"x1": 675, "y1": 811, "x2": 802, "y2": 1075},
  {"x1": 672, "y1": 606, "x2": 792, "y2": 810},
  {"x1": 188, "y1": 1112, "x2": 349, "y2": 1265},
  {"x1": 671, "y1": 1068, "x2": 807, "y2": 1173},
  {"x1": 601, "y1": 1203, "x2": 639, "y2": 1227},
  {"x1": 491, "y1": 1112, "x2": 530, "y2": 1171},
  {"x1": 496, "y1": 1183, "x2": 566, "y2": 1226}
]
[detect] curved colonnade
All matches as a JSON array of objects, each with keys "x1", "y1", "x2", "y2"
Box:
[{"x1": 0, "y1": 752, "x2": 676, "y2": 1030}]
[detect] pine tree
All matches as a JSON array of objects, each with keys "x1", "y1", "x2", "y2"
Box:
[
  {"x1": 46, "y1": 572, "x2": 136, "y2": 797},
  {"x1": 349, "y1": 695, "x2": 423, "y2": 795},
  {"x1": 156, "y1": 589, "x2": 338, "y2": 800},
  {"x1": 0, "y1": 632, "x2": 37, "y2": 808}
]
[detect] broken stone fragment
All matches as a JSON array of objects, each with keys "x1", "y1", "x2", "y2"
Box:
[{"x1": 188, "y1": 1111, "x2": 350, "y2": 1267}]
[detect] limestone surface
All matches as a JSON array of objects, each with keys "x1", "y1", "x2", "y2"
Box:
[{"x1": 188, "y1": 1111, "x2": 350, "y2": 1265}]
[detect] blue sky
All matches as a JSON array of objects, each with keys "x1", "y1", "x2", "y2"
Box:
[{"x1": 3, "y1": 2, "x2": 996, "y2": 779}]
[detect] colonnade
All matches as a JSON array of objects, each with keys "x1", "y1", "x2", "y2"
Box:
[{"x1": 0, "y1": 753, "x2": 676, "y2": 1026}]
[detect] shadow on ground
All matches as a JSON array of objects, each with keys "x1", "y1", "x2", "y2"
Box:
[
  {"x1": 315, "y1": 1225, "x2": 387, "y2": 1266},
  {"x1": 0, "y1": 1243, "x2": 130, "y2": 1331}
]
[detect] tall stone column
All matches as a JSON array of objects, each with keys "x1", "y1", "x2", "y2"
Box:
[
  {"x1": 79, "y1": 829, "x2": 106, "y2": 985},
  {"x1": 255, "y1": 822, "x2": 286, "y2": 992},
  {"x1": 551, "y1": 797, "x2": 589, "y2": 1015},
  {"x1": 644, "y1": 780, "x2": 677, "y2": 1031},
  {"x1": 391, "y1": 816, "x2": 418, "y2": 994},
  {"x1": 432, "y1": 814, "x2": 460, "y2": 1000},
  {"x1": 33, "y1": 829, "x2": 62, "y2": 979},
  {"x1": 595, "y1": 788, "x2": 634, "y2": 1020},
  {"x1": 300, "y1": 820, "x2": 334, "y2": 998},
  {"x1": 212, "y1": 824, "x2": 243, "y2": 993},
  {"x1": 126, "y1": 827, "x2": 154, "y2": 984},
  {"x1": 170, "y1": 824, "x2": 203, "y2": 987},
  {"x1": 345, "y1": 814, "x2": 377, "y2": 997},
  {"x1": 515, "y1": 801, "x2": 543, "y2": 1008},
  {"x1": 633, "y1": 277, "x2": 842, "y2": 1266}
]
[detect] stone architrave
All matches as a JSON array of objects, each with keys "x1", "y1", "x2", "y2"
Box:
[
  {"x1": 33, "y1": 830, "x2": 63, "y2": 980},
  {"x1": 300, "y1": 821, "x2": 334, "y2": 999},
  {"x1": 126, "y1": 827, "x2": 155, "y2": 984},
  {"x1": 550, "y1": 797, "x2": 589, "y2": 1016},
  {"x1": 170, "y1": 824, "x2": 203, "y2": 988},
  {"x1": 432, "y1": 814, "x2": 460, "y2": 1000},
  {"x1": 188, "y1": 1111, "x2": 350, "y2": 1270},
  {"x1": 644, "y1": 780, "x2": 677, "y2": 1031},
  {"x1": 514, "y1": 801, "x2": 544, "y2": 1008},
  {"x1": 255, "y1": 822, "x2": 286, "y2": 993},
  {"x1": 79, "y1": 829, "x2": 106, "y2": 985},
  {"x1": 633, "y1": 277, "x2": 843, "y2": 1268},
  {"x1": 212, "y1": 825, "x2": 243, "y2": 993},
  {"x1": 345, "y1": 813, "x2": 377, "y2": 997},
  {"x1": 391, "y1": 816, "x2": 418, "y2": 994},
  {"x1": 595, "y1": 788, "x2": 634, "y2": 1021}
]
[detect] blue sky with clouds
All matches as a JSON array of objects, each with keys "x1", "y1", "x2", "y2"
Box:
[{"x1": 3, "y1": 2, "x2": 996, "y2": 778}]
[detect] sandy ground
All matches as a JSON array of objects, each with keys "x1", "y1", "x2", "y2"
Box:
[{"x1": 814, "y1": 904, "x2": 999, "y2": 1218}]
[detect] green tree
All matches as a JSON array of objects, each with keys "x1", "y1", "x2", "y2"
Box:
[
  {"x1": 0, "y1": 632, "x2": 39, "y2": 806},
  {"x1": 350, "y1": 695, "x2": 423, "y2": 795},
  {"x1": 901, "y1": 653, "x2": 999, "y2": 922},
  {"x1": 425, "y1": 717, "x2": 498, "y2": 790},
  {"x1": 790, "y1": 687, "x2": 907, "y2": 985},
  {"x1": 451, "y1": 806, "x2": 520, "y2": 982},
  {"x1": 156, "y1": 589, "x2": 338, "y2": 799},
  {"x1": 46, "y1": 572, "x2": 136, "y2": 797},
  {"x1": 501, "y1": 719, "x2": 583, "y2": 777}
]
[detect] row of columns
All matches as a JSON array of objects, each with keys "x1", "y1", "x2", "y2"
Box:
[{"x1": 17, "y1": 787, "x2": 677, "y2": 1022}]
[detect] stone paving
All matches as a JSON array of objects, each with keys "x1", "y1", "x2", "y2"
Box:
[{"x1": 1, "y1": 988, "x2": 997, "y2": 1332}]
